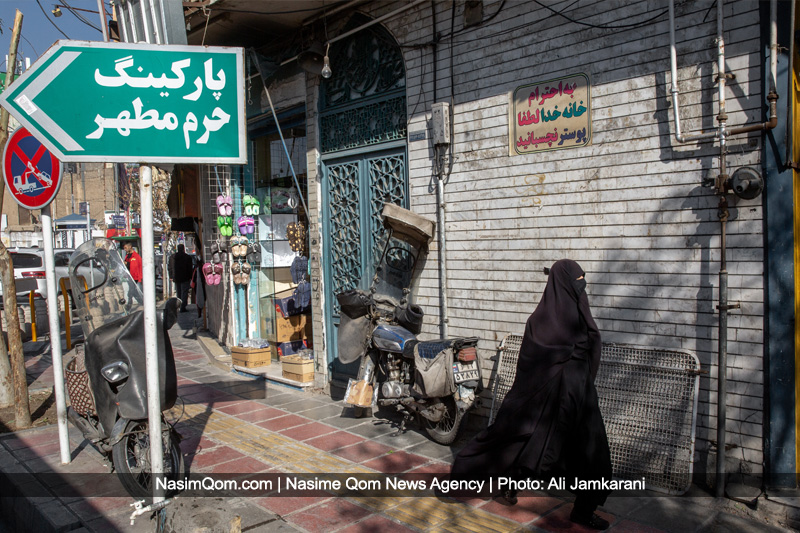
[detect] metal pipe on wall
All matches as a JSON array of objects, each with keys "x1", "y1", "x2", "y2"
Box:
[{"x1": 668, "y1": 0, "x2": 779, "y2": 498}]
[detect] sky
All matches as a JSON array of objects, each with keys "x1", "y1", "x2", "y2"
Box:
[{"x1": 0, "y1": 0, "x2": 107, "y2": 72}]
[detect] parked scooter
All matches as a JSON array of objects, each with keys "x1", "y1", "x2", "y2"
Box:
[
  {"x1": 337, "y1": 205, "x2": 481, "y2": 445},
  {"x1": 64, "y1": 238, "x2": 184, "y2": 498}
]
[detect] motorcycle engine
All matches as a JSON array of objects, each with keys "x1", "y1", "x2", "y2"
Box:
[{"x1": 381, "y1": 381, "x2": 409, "y2": 399}]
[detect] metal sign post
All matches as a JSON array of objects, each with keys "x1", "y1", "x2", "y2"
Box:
[
  {"x1": 139, "y1": 165, "x2": 163, "y2": 500},
  {"x1": 41, "y1": 206, "x2": 71, "y2": 464}
]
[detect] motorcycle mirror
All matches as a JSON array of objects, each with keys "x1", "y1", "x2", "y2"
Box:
[{"x1": 101, "y1": 361, "x2": 129, "y2": 383}]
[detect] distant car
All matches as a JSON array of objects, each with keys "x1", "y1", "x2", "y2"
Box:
[{"x1": 0, "y1": 247, "x2": 76, "y2": 302}]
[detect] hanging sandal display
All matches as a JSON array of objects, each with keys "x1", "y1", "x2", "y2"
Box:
[
  {"x1": 286, "y1": 221, "x2": 306, "y2": 252},
  {"x1": 247, "y1": 242, "x2": 262, "y2": 264}
]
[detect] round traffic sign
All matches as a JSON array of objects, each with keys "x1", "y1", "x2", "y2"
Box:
[{"x1": 2, "y1": 127, "x2": 62, "y2": 210}]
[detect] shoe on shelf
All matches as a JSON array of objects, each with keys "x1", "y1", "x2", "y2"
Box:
[{"x1": 569, "y1": 509, "x2": 609, "y2": 530}]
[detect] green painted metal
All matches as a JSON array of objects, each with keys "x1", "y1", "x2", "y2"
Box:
[
  {"x1": 319, "y1": 19, "x2": 408, "y2": 377},
  {"x1": 0, "y1": 40, "x2": 246, "y2": 163}
]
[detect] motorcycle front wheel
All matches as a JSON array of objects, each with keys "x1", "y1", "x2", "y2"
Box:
[
  {"x1": 112, "y1": 419, "x2": 185, "y2": 499},
  {"x1": 423, "y1": 395, "x2": 464, "y2": 446}
]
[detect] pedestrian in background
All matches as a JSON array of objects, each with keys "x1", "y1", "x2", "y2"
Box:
[
  {"x1": 122, "y1": 241, "x2": 143, "y2": 292},
  {"x1": 451, "y1": 259, "x2": 612, "y2": 530},
  {"x1": 170, "y1": 244, "x2": 194, "y2": 312}
]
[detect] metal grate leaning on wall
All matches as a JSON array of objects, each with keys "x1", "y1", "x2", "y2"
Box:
[{"x1": 489, "y1": 336, "x2": 701, "y2": 495}]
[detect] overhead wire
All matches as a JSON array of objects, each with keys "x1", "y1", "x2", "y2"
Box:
[
  {"x1": 60, "y1": 0, "x2": 102, "y2": 33},
  {"x1": 35, "y1": 0, "x2": 70, "y2": 39}
]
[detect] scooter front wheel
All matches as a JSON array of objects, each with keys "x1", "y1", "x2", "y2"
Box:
[
  {"x1": 112, "y1": 419, "x2": 185, "y2": 499},
  {"x1": 423, "y1": 395, "x2": 465, "y2": 446}
]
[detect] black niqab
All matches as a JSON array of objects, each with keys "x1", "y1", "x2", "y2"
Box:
[{"x1": 452, "y1": 259, "x2": 611, "y2": 508}]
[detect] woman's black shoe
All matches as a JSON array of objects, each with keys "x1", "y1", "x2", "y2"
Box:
[
  {"x1": 569, "y1": 509, "x2": 609, "y2": 530},
  {"x1": 496, "y1": 489, "x2": 518, "y2": 506}
]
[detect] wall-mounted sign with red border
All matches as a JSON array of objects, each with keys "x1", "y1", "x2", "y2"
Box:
[{"x1": 2, "y1": 127, "x2": 62, "y2": 210}]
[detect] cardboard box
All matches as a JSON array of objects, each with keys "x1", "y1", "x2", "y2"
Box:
[
  {"x1": 282, "y1": 354, "x2": 313, "y2": 382},
  {"x1": 272, "y1": 313, "x2": 312, "y2": 343},
  {"x1": 230, "y1": 346, "x2": 271, "y2": 367}
]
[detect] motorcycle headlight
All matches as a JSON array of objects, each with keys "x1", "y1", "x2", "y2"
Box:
[{"x1": 101, "y1": 361, "x2": 129, "y2": 383}]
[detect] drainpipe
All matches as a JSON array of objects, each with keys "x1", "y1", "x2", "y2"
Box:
[{"x1": 668, "y1": 0, "x2": 778, "y2": 499}]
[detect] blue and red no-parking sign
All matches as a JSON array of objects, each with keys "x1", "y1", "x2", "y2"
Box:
[{"x1": 2, "y1": 127, "x2": 62, "y2": 210}]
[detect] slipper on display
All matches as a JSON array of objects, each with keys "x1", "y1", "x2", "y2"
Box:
[
  {"x1": 232, "y1": 262, "x2": 242, "y2": 285},
  {"x1": 237, "y1": 216, "x2": 249, "y2": 235},
  {"x1": 212, "y1": 251, "x2": 221, "y2": 264},
  {"x1": 216, "y1": 194, "x2": 226, "y2": 216},
  {"x1": 247, "y1": 242, "x2": 262, "y2": 264},
  {"x1": 218, "y1": 215, "x2": 232, "y2": 237},
  {"x1": 245, "y1": 216, "x2": 255, "y2": 235},
  {"x1": 243, "y1": 194, "x2": 261, "y2": 216},
  {"x1": 241, "y1": 262, "x2": 251, "y2": 285},
  {"x1": 202, "y1": 263, "x2": 214, "y2": 285},
  {"x1": 212, "y1": 263, "x2": 223, "y2": 285},
  {"x1": 223, "y1": 196, "x2": 233, "y2": 216}
]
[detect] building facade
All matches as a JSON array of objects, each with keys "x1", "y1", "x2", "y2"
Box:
[{"x1": 177, "y1": 0, "x2": 796, "y2": 488}]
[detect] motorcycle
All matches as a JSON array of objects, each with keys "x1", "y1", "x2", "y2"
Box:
[
  {"x1": 337, "y1": 204, "x2": 481, "y2": 445},
  {"x1": 63, "y1": 238, "x2": 185, "y2": 498}
]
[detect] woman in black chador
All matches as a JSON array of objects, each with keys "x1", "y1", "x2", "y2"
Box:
[{"x1": 451, "y1": 259, "x2": 612, "y2": 530}]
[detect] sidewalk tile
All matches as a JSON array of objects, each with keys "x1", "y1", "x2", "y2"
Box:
[
  {"x1": 208, "y1": 456, "x2": 274, "y2": 474},
  {"x1": 362, "y1": 450, "x2": 430, "y2": 473},
  {"x1": 189, "y1": 445, "x2": 247, "y2": 471},
  {"x1": 256, "y1": 414, "x2": 311, "y2": 432},
  {"x1": 217, "y1": 401, "x2": 271, "y2": 416},
  {"x1": 256, "y1": 495, "x2": 333, "y2": 516},
  {"x1": 608, "y1": 520, "x2": 668, "y2": 533},
  {"x1": 305, "y1": 431, "x2": 365, "y2": 452},
  {"x1": 336, "y1": 514, "x2": 418, "y2": 533},
  {"x1": 234, "y1": 406, "x2": 287, "y2": 423},
  {"x1": 284, "y1": 499, "x2": 371, "y2": 532},
  {"x1": 67, "y1": 497, "x2": 131, "y2": 522},
  {"x1": 481, "y1": 495, "x2": 563, "y2": 524},
  {"x1": 279, "y1": 421, "x2": 338, "y2": 442},
  {"x1": 333, "y1": 441, "x2": 394, "y2": 464},
  {"x1": 407, "y1": 462, "x2": 451, "y2": 474},
  {"x1": 531, "y1": 504, "x2": 615, "y2": 532}
]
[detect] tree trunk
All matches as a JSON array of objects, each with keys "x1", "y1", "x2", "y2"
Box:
[
  {"x1": 0, "y1": 244, "x2": 31, "y2": 427},
  {"x1": 0, "y1": 10, "x2": 30, "y2": 427}
]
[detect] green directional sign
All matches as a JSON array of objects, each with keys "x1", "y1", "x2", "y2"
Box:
[{"x1": 0, "y1": 41, "x2": 246, "y2": 164}]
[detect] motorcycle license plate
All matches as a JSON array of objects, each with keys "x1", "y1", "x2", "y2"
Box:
[{"x1": 453, "y1": 361, "x2": 479, "y2": 383}]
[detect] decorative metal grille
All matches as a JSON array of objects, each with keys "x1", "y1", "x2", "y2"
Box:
[
  {"x1": 368, "y1": 154, "x2": 407, "y2": 263},
  {"x1": 327, "y1": 161, "x2": 362, "y2": 315},
  {"x1": 322, "y1": 27, "x2": 405, "y2": 109},
  {"x1": 320, "y1": 96, "x2": 407, "y2": 153},
  {"x1": 489, "y1": 336, "x2": 700, "y2": 495}
]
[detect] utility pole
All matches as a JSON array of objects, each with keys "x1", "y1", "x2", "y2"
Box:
[{"x1": 0, "y1": 10, "x2": 31, "y2": 426}]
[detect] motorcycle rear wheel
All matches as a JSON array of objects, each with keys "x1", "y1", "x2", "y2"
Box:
[
  {"x1": 423, "y1": 395, "x2": 464, "y2": 446},
  {"x1": 112, "y1": 419, "x2": 185, "y2": 499}
]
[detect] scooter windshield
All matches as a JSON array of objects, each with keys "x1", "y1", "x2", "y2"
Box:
[
  {"x1": 372, "y1": 235, "x2": 418, "y2": 304},
  {"x1": 69, "y1": 238, "x2": 143, "y2": 336}
]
